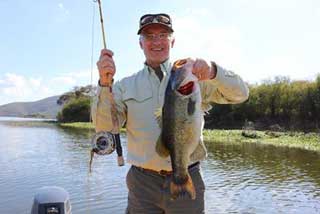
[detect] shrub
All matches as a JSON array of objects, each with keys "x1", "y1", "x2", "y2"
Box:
[{"x1": 57, "y1": 97, "x2": 90, "y2": 122}]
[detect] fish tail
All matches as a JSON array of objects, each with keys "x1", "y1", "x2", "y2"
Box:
[{"x1": 170, "y1": 173, "x2": 196, "y2": 200}]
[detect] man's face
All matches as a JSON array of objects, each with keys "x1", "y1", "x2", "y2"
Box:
[{"x1": 139, "y1": 24, "x2": 175, "y2": 68}]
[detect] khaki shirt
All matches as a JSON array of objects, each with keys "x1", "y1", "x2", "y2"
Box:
[{"x1": 91, "y1": 59, "x2": 249, "y2": 171}]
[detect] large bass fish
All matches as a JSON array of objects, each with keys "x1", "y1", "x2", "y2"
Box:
[{"x1": 156, "y1": 59, "x2": 205, "y2": 200}]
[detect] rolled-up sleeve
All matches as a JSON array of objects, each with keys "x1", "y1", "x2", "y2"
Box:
[
  {"x1": 199, "y1": 64, "x2": 249, "y2": 110},
  {"x1": 91, "y1": 82, "x2": 127, "y2": 132}
]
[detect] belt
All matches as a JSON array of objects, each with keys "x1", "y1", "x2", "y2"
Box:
[{"x1": 133, "y1": 161, "x2": 200, "y2": 177}]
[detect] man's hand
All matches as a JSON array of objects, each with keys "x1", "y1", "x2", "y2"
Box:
[
  {"x1": 96, "y1": 49, "x2": 116, "y2": 86},
  {"x1": 191, "y1": 58, "x2": 217, "y2": 81}
]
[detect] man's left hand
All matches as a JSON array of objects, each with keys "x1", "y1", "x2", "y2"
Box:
[{"x1": 192, "y1": 58, "x2": 216, "y2": 81}]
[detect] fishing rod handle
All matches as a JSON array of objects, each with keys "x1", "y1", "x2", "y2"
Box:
[{"x1": 115, "y1": 133, "x2": 125, "y2": 166}]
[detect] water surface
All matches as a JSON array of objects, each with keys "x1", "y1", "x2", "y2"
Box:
[{"x1": 0, "y1": 118, "x2": 319, "y2": 213}]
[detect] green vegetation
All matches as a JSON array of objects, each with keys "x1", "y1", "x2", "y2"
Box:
[
  {"x1": 203, "y1": 129, "x2": 320, "y2": 152},
  {"x1": 55, "y1": 75, "x2": 320, "y2": 152},
  {"x1": 56, "y1": 85, "x2": 94, "y2": 123},
  {"x1": 58, "y1": 122, "x2": 94, "y2": 129},
  {"x1": 58, "y1": 122, "x2": 126, "y2": 133},
  {"x1": 57, "y1": 76, "x2": 320, "y2": 132},
  {"x1": 1, "y1": 120, "x2": 56, "y2": 128},
  {"x1": 205, "y1": 75, "x2": 320, "y2": 131},
  {"x1": 57, "y1": 97, "x2": 90, "y2": 122}
]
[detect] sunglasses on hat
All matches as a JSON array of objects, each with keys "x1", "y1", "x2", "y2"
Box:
[{"x1": 138, "y1": 13, "x2": 173, "y2": 34}]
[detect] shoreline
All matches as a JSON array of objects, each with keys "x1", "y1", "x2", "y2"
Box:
[
  {"x1": 58, "y1": 122, "x2": 320, "y2": 153},
  {"x1": 203, "y1": 129, "x2": 320, "y2": 153},
  {"x1": 2, "y1": 120, "x2": 319, "y2": 153}
]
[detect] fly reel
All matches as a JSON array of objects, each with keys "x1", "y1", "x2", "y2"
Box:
[
  {"x1": 91, "y1": 131, "x2": 116, "y2": 155},
  {"x1": 89, "y1": 131, "x2": 124, "y2": 172}
]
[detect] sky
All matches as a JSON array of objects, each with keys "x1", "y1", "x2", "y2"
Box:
[{"x1": 0, "y1": 0, "x2": 320, "y2": 105}]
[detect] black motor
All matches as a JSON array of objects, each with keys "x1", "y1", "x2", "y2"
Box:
[{"x1": 31, "y1": 186, "x2": 71, "y2": 214}]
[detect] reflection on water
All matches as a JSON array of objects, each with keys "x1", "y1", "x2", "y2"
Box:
[
  {"x1": 0, "y1": 119, "x2": 320, "y2": 213},
  {"x1": 203, "y1": 142, "x2": 320, "y2": 213},
  {"x1": 0, "y1": 116, "x2": 56, "y2": 122},
  {"x1": 0, "y1": 120, "x2": 129, "y2": 214}
]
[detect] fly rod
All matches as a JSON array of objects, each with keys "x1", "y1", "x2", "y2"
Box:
[{"x1": 90, "y1": 0, "x2": 124, "y2": 172}]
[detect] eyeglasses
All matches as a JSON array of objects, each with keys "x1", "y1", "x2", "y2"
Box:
[
  {"x1": 141, "y1": 33, "x2": 172, "y2": 41},
  {"x1": 140, "y1": 13, "x2": 172, "y2": 27}
]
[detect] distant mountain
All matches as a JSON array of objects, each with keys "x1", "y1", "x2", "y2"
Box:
[{"x1": 0, "y1": 96, "x2": 63, "y2": 119}]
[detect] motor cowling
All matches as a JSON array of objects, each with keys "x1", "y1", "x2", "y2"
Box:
[{"x1": 31, "y1": 186, "x2": 71, "y2": 214}]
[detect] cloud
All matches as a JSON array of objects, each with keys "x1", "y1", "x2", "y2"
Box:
[
  {"x1": 184, "y1": 8, "x2": 210, "y2": 17},
  {"x1": 55, "y1": 3, "x2": 70, "y2": 22},
  {"x1": 172, "y1": 11, "x2": 243, "y2": 71},
  {"x1": 29, "y1": 78, "x2": 41, "y2": 88},
  {"x1": 0, "y1": 73, "x2": 48, "y2": 105},
  {"x1": 51, "y1": 69, "x2": 95, "y2": 86},
  {"x1": 52, "y1": 76, "x2": 76, "y2": 86},
  {"x1": 242, "y1": 54, "x2": 317, "y2": 84},
  {"x1": 58, "y1": 3, "x2": 69, "y2": 15},
  {"x1": 170, "y1": 7, "x2": 319, "y2": 84},
  {"x1": 0, "y1": 68, "x2": 95, "y2": 105},
  {"x1": 316, "y1": 6, "x2": 320, "y2": 17}
]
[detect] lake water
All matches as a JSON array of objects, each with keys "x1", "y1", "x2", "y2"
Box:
[{"x1": 0, "y1": 118, "x2": 320, "y2": 213}]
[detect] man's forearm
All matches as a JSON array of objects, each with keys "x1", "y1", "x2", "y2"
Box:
[{"x1": 200, "y1": 64, "x2": 249, "y2": 105}]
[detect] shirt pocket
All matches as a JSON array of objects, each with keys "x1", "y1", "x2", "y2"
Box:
[
  {"x1": 123, "y1": 88, "x2": 153, "y2": 127},
  {"x1": 123, "y1": 89, "x2": 152, "y2": 103}
]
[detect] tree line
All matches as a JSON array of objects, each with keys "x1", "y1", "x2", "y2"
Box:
[
  {"x1": 57, "y1": 75, "x2": 320, "y2": 131},
  {"x1": 205, "y1": 75, "x2": 320, "y2": 131}
]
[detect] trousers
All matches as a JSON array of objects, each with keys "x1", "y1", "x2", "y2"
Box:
[{"x1": 126, "y1": 163, "x2": 205, "y2": 214}]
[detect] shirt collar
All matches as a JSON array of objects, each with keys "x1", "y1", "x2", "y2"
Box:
[{"x1": 144, "y1": 59, "x2": 172, "y2": 75}]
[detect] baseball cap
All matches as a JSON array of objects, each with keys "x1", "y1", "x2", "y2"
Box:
[{"x1": 137, "y1": 13, "x2": 174, "y2": 35}]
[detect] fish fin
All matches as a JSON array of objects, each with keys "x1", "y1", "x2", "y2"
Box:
[
  {"x1": 170, "y1": 173, "x2": 196, "y2": 200},
  {"x1": 187, "y1": 97, "x2": 196, "y2": 115},
  {"x1": 155, "y1": 135, "x2": 170, "y2": 157},
  {"x1": 190, "y1": 139, "x2": 207, "y2": 162},
  {"x1": 154, "y1": 108, "x2": 169, "y2": 157},
  {"x1": 154, "y1": 107, "x2": 163, "y2": 128}
]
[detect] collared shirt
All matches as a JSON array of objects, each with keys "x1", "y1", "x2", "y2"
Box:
[{"x1": 91, "y1": 59, "x2": 249, "y2": 171}]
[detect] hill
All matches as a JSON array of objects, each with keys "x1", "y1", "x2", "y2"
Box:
[{"x1": 0, "y1": 96, "x2": 62, "y2": 119}]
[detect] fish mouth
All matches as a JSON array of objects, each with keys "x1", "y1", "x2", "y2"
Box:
[
  {"x1": 170, "y1": 72, "x2": 195, "y2": 95},
  {"x1": 170, "y1": 58, "x2": 197, "y2": 94},
  {"x1": 177, "y1": 81, "x2": 194, "y2": 95}
]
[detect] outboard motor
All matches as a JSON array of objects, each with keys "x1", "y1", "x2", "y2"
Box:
[{"x1": 31, "y1": 186, "x2": 71, "y2": 214}]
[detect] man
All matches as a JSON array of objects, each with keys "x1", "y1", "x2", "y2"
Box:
[{"x1": 92, "y1": 13, "x2": 249, "y2": 214}]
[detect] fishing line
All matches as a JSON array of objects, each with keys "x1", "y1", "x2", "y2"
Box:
[
  {"x1": 90, "y1": 0, "x2": 96, "y2": 123},
  {"x1": 88, "y1": 0, "x2": 96, "y2": 174}
]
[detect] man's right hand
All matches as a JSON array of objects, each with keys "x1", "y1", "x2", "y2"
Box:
[{"x1": 96, "y1": 49, "x2": 116, "y2": 87}]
